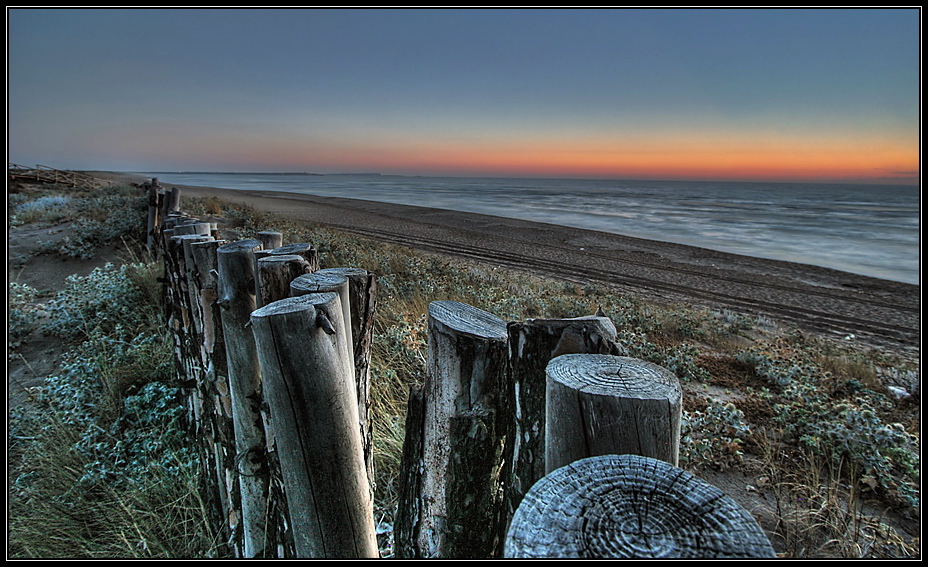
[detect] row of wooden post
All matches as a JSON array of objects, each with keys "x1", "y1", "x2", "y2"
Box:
[
  {"x1": 150, "y1": 180, "x2": 378, "y2": 557},
  {"x1": 147, "y1": 179, "x2": 774, "y2": 558}
]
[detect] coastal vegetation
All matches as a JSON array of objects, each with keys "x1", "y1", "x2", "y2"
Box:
[{"x1": 7, "y1": 180, "x2": 919, "y2": 558}]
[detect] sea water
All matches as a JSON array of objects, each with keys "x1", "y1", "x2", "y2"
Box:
[{"x1": 140, "y1": 172, "x2": 920, "y2": 285}]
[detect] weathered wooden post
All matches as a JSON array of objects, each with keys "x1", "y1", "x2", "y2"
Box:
[
  {"x1": 257, "y1": 230, "x2": 283, "y2": 251},
  {"x1": 270, "y1": 242, "x2": 320, "y2": 273},
  {"x1": 216, "y1": 239, "x2": 273, "y2": 558},
  {"x1": 395, "y1": 300, "x2": 510, "y2": 558},
  {"x1": 290, "y1": 269, "x2": 377, "y2": 492},
  {"x1": 256, "y1": 254, "x2": 314, "y2": 308},
  {"x1": 166, "y1": 234, "x2": 213, "y2": 387},
  {"x1": 162, "y1": 186, "x2": 181, "y2": 219},
  {"x1": 311, "y1": 268, "x2": 377, "y2": 491},
  {"x1": 291, "y1": 271, "x2": 354, "y2": 371},
  {"x1": 505, "y1": 454, "x2": 776, "y2": 558},
  {"x1": 250, "y1": 231, "x2": 283, "y2": 310},
  {"x1": 190, "y1": 238, "x2": 241, "y2": 556},
  {"x1": 252, "y1": 253, "x2": 317, "y2": 557},
  {"x1": 504, "y1": 314, "x2": 624, "y2": 522},
  {"x1": 174, "y1": 221, "x2": 213, "y2": 237},
  {"x1": 250, "y1": 293, "x2": 379, "y2": 558},
  {"x1": 146, "y1": 178, "x2": 162, "y2": 253},
  {"x1": 545, "y1": 354, "x2": 682, "y2": 472},
  {"x1": 180, "y1": 233, "x2": 214, "y2": 341}
]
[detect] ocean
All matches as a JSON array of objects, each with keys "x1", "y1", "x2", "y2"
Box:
[{"x1": 140, "y1": 172, "x2": 920, "y2": 285}]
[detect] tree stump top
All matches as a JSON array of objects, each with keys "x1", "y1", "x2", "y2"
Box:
[
  {"x1": 505, "y1": 454, "x2": 776, "y2": 559},
  {"x1": 291, "y1": 271, "x2": 347, "y2": 293},
  {"x1": 257, "y1": 254, "x2": 304, "y2": 265},
  {"x1": 547, "y1": 354, "x2": 681, "y2": 402},
  {"x1": 428, "y1": 300, "x2": 507, "y2": 340},
  {"x1": 318, "y1": 267, "x2": 368, "y2": 277},
  {"x1": 270, "y1": 242, "x2": 315, "y2": 255},
  {"x1": 251, "y1": 292, "x2": 340, "y2": 318},
  {"x1": 217, "y1": 239, "x2": 263, "y2": 254}
]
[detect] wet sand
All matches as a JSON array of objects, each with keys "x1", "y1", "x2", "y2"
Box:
[{"x1": 92, "y1": 171, "x2": 920, "y2": 355}]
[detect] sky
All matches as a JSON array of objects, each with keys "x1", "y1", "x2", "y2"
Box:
[{"x1": 6, "y1": 7, "x2": 921, "y2": 184}]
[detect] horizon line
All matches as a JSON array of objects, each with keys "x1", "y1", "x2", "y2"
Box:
[{"x1": 116, "y1": 169, "x2": 920, "y2": 188}]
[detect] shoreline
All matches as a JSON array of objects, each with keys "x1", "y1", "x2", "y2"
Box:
[{"x1": 91, "y1": 171, "x2": 920, "y2": 354}]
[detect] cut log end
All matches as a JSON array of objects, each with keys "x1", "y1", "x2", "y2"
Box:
[
  {"x1": 290, "y1": 271, "x2": 348, "y2": 295},
  {"x1": 428, "y1": 300, "x2": 507, "y2": 340},
  {"x1": 218, "y1": 239, "x2": 263, "y2": 255},
  {"x1": 251, "y1": 292, "x2": 340, "y2": 319},
  {"x1": 505, "y1": 454, "x2": 776, "y2": 559},
  {"x1": 547, "y1": 354, "x2": 681, "y2": 402}
]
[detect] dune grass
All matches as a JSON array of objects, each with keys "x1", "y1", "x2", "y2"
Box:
[{"x1": 7, "y1": 184, "x2": 919, "y2": 558}]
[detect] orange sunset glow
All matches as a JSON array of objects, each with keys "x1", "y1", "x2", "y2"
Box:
[{"x1": 235, "y1": 132, "x2": 916, "y2": 183}]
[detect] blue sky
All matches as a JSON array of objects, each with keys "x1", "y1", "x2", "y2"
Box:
[{"x1": 7, "y1": 7, "x2": 920, "y2": 183}]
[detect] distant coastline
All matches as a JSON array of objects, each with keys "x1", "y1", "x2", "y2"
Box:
[
  {"x1": 120, "y1": 170, "x2": 918, "y2": 188},
  {"x1": 113, "y1": 170, "x2": 919, "y2": 286}
]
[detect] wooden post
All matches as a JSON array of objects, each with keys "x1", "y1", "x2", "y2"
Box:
[
  {"x1": 181, "y1": 234, "x2": 215, "y2": 341},
  {"x1": 173, "y1": 221, "x2": 213, "y2": 237},
  {"x1": 190, "y1": 239, "x2": 241, "y2": 556},
  {"x1": 505, "y1": 454, "x2": 776, "y2": 558},
  {"x1": 311, "y1": 268, "x2": 377, "y2": 491},
  {"x1": 162, "y1": 186, "x2": 181, "y2": 219},
  {"x1": 146, "y1": 179, "x2": 162, "y2": 253},
  {"x1": 270, "y1": 242, "x2": 320, "y2": 273},
  {"x1": 545, "y1": 354, "x2": 682, "y2": 473},
  {"x1": 290, "y1": 268, "x2": 377, "y2": 495},
  {"x1": 216, "y1": 239, "x2": 273, "y2": 558},
  {"x1": 167, "y1": 234, "x2": 213, "y2": 386},
  {"x1": 290, "y1": 271, "x2": 353, "y2": 362},
  {"x1": 504, "y1": 314, "x2": 624, "y2": 522},
  {"x1": 250, "y1": 294, "x2": 379, "y2": 558},
  {"x1": 252, "y1": 254, "x2": 316, "y2": 557},
  {"x1": 257, "y1": 230, "x2": 283, "y2": 251},
  {"x1": 395, "y1": 300, "x2": 509, "y2": 558},
  {"x1": 255, "y1": 254, "x2": 314, "y2": 308}
]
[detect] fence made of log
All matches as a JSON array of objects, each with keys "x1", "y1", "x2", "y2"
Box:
[
  {"x1": 146, "y1": 179, "x2": 774, "y2": 559},
  {"x1": 151, "y1": 184, "x2": 377, "y2": 558}
]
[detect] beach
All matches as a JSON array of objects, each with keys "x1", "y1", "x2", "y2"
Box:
[{"x1": 94, "y1": 171, "x2": 920, "y2": 355}]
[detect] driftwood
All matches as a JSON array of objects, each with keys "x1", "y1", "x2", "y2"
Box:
[
  {"x1": 545, "y1": 354, "x2": 682, "y2": 472},
  {"x1": 395, "y1": 300, "x2": 509, "y2": 558},
  {"x1": 505, "y1": 454, "x2": 776, "y2": 558},
  {"x1": 216, "y1": 239, "x2": 274, "y2": 557},
  {"x1": 503, "y1": 315, "x2": 624, "y2": 523},
  {"x1": 250, "y1": 294, "x2": 378, "y2": 558}
]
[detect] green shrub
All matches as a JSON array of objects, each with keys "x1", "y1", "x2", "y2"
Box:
[
  {"x1": 681, "y1": 399, "x2": 751, "y2": 471},
  {"x1": 44, "y1": 263, "x2": 154, "y2": 340},
  {"x1": 10, "y1": 195, "x2": 72, "y2": 226},
  {"x1": 8, "y1": 282, "x2": 41, "y2": 354}
]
